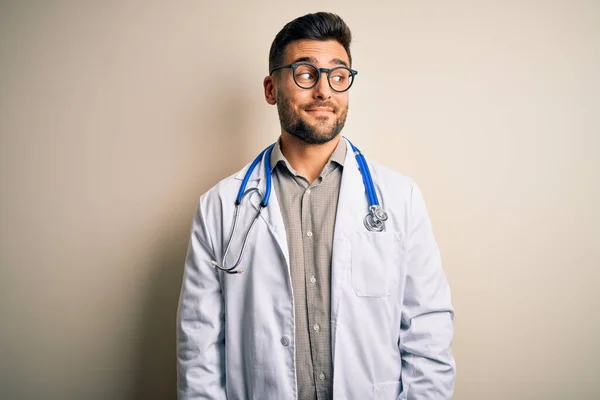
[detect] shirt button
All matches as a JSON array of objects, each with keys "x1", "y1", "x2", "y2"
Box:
[
  {"x1": 306, "y1": 189, "x2": 311, "y2": 194},
  {"x1": 319, "y1": 373, "x2": 325, "y2": 381},
  {"x1": 313, "y1": 323, "x2": 320, "y2": 332},
  {"x1": 310, "y1": 276, "x2": 316, "y2": 284},
  {"x1": 280, "y1": 335, "x2": 290, "y2": 346},
  {"x1": 306, "y1": 231, "x2": 313, "y2": 237}
]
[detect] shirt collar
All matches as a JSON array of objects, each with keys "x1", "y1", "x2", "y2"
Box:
[{"x1": 270, "y1": 137, "x2": 347, "y2": 175}]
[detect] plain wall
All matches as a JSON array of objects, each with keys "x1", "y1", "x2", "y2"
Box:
[{"x1": 1, "y1": 1, "x2": 598, "y2": 399}]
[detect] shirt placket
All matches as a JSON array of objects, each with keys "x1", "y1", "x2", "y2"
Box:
[{"x1": 301, "y1": 178, "x2": 330, "y2": 400}]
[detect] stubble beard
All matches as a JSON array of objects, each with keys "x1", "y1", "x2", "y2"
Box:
[{"x1": 276, "y1": 91, "x2": 349, "y2": 145}]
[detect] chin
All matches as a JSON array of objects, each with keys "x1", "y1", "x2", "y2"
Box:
[{"x1": 313, "y1": 115, "x2": 336, "y2": 124}]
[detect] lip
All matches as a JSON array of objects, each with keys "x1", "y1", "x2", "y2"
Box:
[{"x1": 305, "y1": 108, "x2": 334, "y2": 114}]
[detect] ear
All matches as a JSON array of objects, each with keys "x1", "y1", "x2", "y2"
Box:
[{"x1": 263, "y1": 76, "x2": 277, "y2": 105}]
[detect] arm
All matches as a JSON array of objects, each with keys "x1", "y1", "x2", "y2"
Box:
[
  {"x1": 399, "y1": 182, "x2": 456, "y2": 399},
  {"x1": 177, "y1": 196, "x2": 226, "y2": 399}
]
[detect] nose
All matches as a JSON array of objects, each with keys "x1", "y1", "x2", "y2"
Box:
[{"x1": 313, "y1": 70, "x2": 332, "y2": 100}]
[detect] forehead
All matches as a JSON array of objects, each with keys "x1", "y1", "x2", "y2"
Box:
[{"x1": 283, "y1": 39, "x2": 349, "y2": 66}]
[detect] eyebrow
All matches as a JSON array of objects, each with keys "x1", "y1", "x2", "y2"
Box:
[{"x1": 292, "y1": 56, "x2": 349, "y2": 68}]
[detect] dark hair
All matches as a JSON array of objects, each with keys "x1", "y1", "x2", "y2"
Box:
[{"x1": 268, "y1": 12, "x2": 352, "y2": 72}]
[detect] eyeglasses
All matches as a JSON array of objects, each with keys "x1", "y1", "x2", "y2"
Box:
[{"x1": 269, "y1": 62, "x2": 358, "y2": 92}]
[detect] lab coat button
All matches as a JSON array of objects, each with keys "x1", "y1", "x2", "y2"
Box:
[{"x1": 280, "y1": 335, "x2": 290, "y2": 346}]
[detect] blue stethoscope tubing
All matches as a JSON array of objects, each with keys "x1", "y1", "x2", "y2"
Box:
[
  {"x1": 347, "y1": 139, "x2": 389, "y2": 231},
  {"x1": 211, "y1": 138, "x2": 388, "y2": 274},
  {"x1": 235, "y1": 144, "x2": 275, "y2": 207},
  {"x1": 347, "y1": 139, "x2": 378, "y2": 208}
]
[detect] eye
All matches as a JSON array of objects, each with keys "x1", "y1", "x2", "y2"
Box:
[
  {"x1": 298, "y1": 72, "x2": 315, "y2": 80},
  {"x1": 331, "y1": 74, "x2": 346, "y2": 83},
  {"x1": 295, "y1": 64, "x2": 318, "y2": 81}
]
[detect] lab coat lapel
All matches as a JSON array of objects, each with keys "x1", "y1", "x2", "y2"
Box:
[
  {"x1": 334, "y1": 138, "x2": 369, "y2": 234},
  {"x1": 331, "y1": 138, "x2": 368, "y2": 356},
  {"x1": 261, "y1": 184, "x2": 290, "y2": 268},
  {"x1": 234, "y1": 148, "x2": 290, "y2": 269}
]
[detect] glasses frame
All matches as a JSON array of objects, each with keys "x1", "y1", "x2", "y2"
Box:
[{"x1": 269, "y1": 62, "x2": 358, "y2": 93}]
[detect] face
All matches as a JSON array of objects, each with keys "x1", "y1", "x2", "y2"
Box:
[{"x1": 264, "y1": 39, "x2": 351, "y2": 145}]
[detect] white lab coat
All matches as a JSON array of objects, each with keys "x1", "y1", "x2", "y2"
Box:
[{"x1": 177, "y1": 138, "x2": 455, "y2": 399}]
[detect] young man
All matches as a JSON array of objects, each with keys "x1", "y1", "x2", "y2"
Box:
[{"x1": 177, "y1": 12, "x2": 455, "y2": 400}]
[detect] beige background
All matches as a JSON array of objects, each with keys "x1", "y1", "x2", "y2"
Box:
[{"x1": 1, "y1": 1, "x2": 599, "y2": 399}]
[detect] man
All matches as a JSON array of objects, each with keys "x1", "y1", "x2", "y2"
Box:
[{"x1": 177, "y1": 12, "x2": 455, "y2": 399}]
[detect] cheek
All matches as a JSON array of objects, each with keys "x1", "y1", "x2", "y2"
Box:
[
  {"x1": 340, "y1": 93, "x2": 350, "y2": 105},
  {"x1": 336, "y1": 96, "x2": 349, "y2": 112},
  {"x1": 287, "y1": 92, "x2": 312, "y2": 110}
]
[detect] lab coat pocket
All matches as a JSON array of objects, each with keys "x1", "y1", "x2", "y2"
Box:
[
  {"x1": 373, "y1": 380, "x2": 403, "y2": 399},
  {"x1": 351, "y1": 231, "x2": 402, "y2": 297}
]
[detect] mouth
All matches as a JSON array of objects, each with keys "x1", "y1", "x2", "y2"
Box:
[{"x1": 305, "y1": 108, "x2": 334, "y2": 115}]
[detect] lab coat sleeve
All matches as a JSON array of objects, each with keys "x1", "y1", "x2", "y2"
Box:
[
  {"x1": 399, "y1": 182, "x2": 456, "y2": 399},
  {"x1": 177, "y1": 196, "x2": 226, "y2": 399}
]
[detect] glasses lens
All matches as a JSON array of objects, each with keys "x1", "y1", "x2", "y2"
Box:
[
  {"x1": 328, "y1": 67, "x2": 353, "y2": 91},
  {"x1": 294, "y1": 64, "x2": 319, "y2": 88}
]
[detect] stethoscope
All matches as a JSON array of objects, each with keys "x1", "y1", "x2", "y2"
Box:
[{"x1": 210, "y1": 138, "x2": 388, "y2": 274}]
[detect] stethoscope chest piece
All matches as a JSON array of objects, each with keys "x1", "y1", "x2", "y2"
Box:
[{"x1": 364, "y1": 205, "x2": 388, "y2": 232}]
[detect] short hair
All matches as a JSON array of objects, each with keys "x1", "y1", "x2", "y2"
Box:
[{"x1": 268, "y1": 12, "x2": 353, "y2": 72}]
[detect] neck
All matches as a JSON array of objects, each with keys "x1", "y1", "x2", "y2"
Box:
[{"x1": 279, "y1": 132, "x2": 341, "y2": 183}]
